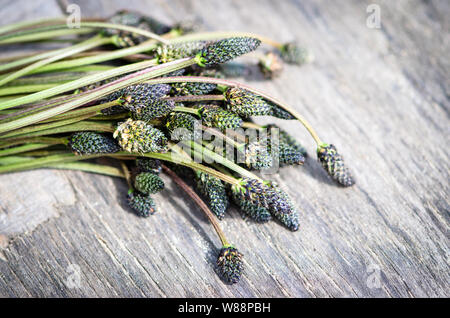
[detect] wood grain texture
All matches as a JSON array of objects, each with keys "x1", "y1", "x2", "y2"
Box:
[{"x1": 0, "y1": 0, "x2": 448, "y2": 297}]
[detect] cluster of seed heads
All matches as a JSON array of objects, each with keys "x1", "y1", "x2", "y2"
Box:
[
  {"x1": 317, "y1": 143, "x2": 354, "y2": 187},
  {"x1": 114, "y1": 118, "x2": 168, "y2": 153},
  {"x1": 216, "y1": 246, "x2": 244, "y2": 284},
  {"x1": 69, "y1": 132, "x2": 120, "y2": 155}
]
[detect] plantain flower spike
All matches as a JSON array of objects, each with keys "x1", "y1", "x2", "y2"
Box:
[
  {"x1": 156, "y1": 41, "x2": 210, "y2": 63},
  {"x1": 200, "y1": 105, "x2": 243, "y2": 130},
  {"x1": 69, "y1": 132, "x2": 121, "y2": 155},
  {"x1": 195, "y1": 171, "x2": 229, "y2": 220},
  {"x1": 126, "y1": 190, "x2": 156, "y2": 217},
  {"x1": 134, "y1": 172, "x2": 165, "y2": 194},
  {"x1": 171, "y1": 82, "x2": 217, "y2": 96},
  {"x1": 114, "y1": 118, "x2": 168, "y2": 153},
  {"x1": 231, "y1": 191, "x2": 272, "y2": 223},
  {"x1": 136, "y1": 158, "x2": 161, "y2": 174},
  {"x1": 317, "y1": 143, "x2": 355, "y2": 187},
  {"x1": 217, "y1": 245, "x2": 244, "y2": 284},
  {"x1": 196, "y1": 37, "x2": 261, "y2": 67},
  {"x1": 224, "y1": 87, "x2": 272, "y2": 117}
]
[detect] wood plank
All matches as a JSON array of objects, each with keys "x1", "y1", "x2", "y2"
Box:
[{"x1": 0, "y1": 0, "x2": 448, "y2": 297}]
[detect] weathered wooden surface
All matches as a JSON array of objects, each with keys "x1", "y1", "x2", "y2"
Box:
[{"x1": 0, "y1": 0, "x2": 448, "y2": 297}]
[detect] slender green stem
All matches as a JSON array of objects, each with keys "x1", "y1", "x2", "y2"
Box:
[
  {"x1": 0, "y1": 57, "x2": 197, "y2": 132},
  {"x1": 0, "y1": 143, "x2": 52, "y2": 157},
  {"x1": 0, "y1": 18, "x2": 69, "y2": 35},
  {"x1": 162, "y1": 164, "x2": 229, "y2": 246},
  {"x1": 5, "y1": 72, "x2": 94, "y2": 86},
  {"x1": 0, "y1": 114, "x2": 98, "y2": 139},
  {"x1": 0, "y1": 35, "x2": 113, "y2": 86},
  {"x1": 0, "y1": 59, "x2": 157, "y2": 111},
  {"x1": 29, "y1": 44, "x2": 158, "y2": 75},
  {"x1": 173, "y1": 106, "x2": 200, "y2": 116},
  {"x1": 46, "y1": 161, "x2": 125, "y2": 178},
  {"x1": 0, "y1": 136, "x2": 67, "y2": 149},
  {"x1": 0, "y1": 84, "x2": 58, "y2": 96},
  {"x1": 0, "y1": 28, "x2": 95, "y2": 44},
  {"x1": 40, "y1": 99, "x2": 121, "y2": 123}
]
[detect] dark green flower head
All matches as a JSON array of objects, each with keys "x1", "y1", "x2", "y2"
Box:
[
  {"x1": 132, "y1": 99, "x2": 175, "y2": 121},
  {"x1": 134, "y1": 172, "x2": 165, "y2": 194},
  {"x1": 231, "y1": 178, "x2": 267, "y2": 207},
  {"x1": 157, "y1": 41, "x2": 210, "y2": 63},
  {"x1": 126, "y1": 191, "x2": 156, "y2": 217},
  {"x1": 258, "y1": 52, "x2": 284, "y2": 78},
  {"x1": 317, "y1": 143, "x2": 354, "y2": 187},
  {"x1": 107, "y1": 83, "x2": 172, "y2": 113},
  {"x1": 224, "y1": 87, "x2": 272, "y2": 117},
  {"x1": 280, "y1": 42, "x2": 314, "y2": 65},
  {"x1": 171, "y1": 82, "x2": 217, "y2": 96},
  {"x1": 69, "y1": 132, "x2": 120, "y2": 155},
  {"x1": 166, "y1": 112, "x2": 201, "y2": 140},
  {"x1": 278, "y1": 142, "x2": 305, "y2": 165},
  {"x1": 200, "y1": 105, "x2": 243, "y2": 130},
  {"x1": 136, "y1": 158, "x2": 161, "y2": 174},
  {"x1": 231, "y1": 191, "x2": 272, "y2": 223},
  {"x1": 217, "y1": 246, "x2": 244, "y2": 284},
  {"x1": 114, "y1": 118, "x2": 168, "y2": 153},
  {"x1": 195, "y1": 171, "x2": 229, "y2": 219},
  {"x1": 263, "y1": 181, "x2": 299, "y2": 231},
  {"x1": 196, "y1": 37, "x2": 261, "y2": 67}
]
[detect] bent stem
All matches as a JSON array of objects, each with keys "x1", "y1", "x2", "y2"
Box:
[{"x1": 162, "y1": 164, "x2": 229, "y2": 246}]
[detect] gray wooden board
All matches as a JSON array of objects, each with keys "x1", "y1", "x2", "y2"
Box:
[{"x1": 0, "y1": 0, "x2": 448, "y2": 297}]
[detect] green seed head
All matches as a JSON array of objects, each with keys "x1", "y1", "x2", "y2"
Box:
[
  {"x1": 114, "y1": 118, "x2": 168, "y2": 153},
  {"x1": 269, "y1": 104, "x2": 295, "y2": 120},
  {"x1": 134, "y1": 172, "x2": 165, "y2": 194},
  {"x1": 280, "y1": 42, "x2": 314, "y2": 65},
  {"x1": 171, "y1": 82, "x2": 217, "y2": 96},
  {"x1": 132, "y1": 99, "x2": 175, "y2": 121},
  {"x1": 126, "y1": 191, "x2": 156, "y2": 217},
  {"x1": 278, "y1": 142, "x2": 305, "y2": 165},
  {"x1": 217, "y1": 246, "x2": 244, "y2": 284},
  {"x1": 200, "y1": 105, "x2": 243, "y2": 130},
  {"x1": 266, "y1": 124, "x2": 307, "y2": 156},
  {"x1": 157, "y1": 41, "x2": 210, "y2": 63},
  {"x1": 264, "y1": 181, "x2": 299, "y2": 231},
  {"x1": 197, "y1": 37, "x2": 261, "y2": 67},
  {"x1": 136, "y1": 158, "x2": 161, "y2": 174},
  {"x1": 225, "y1": 87, "x2": 272, "y2": 117},
  {"x1": 166, "y1": 112, "x2": 201, "y2": 140},
  {"x1": 317, "y1": 144, "x2": 354, "y2": 187},
  {"x1": 195, "y1": 171, "x2": 229, "y2": 219},
  {"x1": 69, "y1": 132, "x2": 120, "y2": 155},
  {"x1": 231, "y1": 191, "x2": 272, "y2": 223}
]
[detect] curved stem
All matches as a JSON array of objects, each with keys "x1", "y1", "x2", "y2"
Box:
[
  {"x1": 0, "y1": 28, "x2": 95, "y2": 44},
  {"x1": 162, "y1": 164, "x2": 229, "y2": 246},
  {"x1": 145, "y1": 76, "x2": 323, "y2": 145}
]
